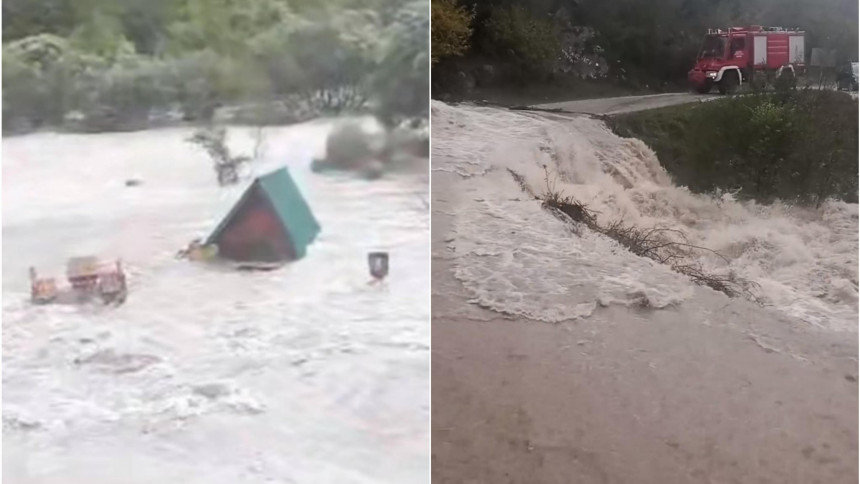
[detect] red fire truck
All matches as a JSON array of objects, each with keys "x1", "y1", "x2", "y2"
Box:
[{"x1": 688, "y1": 26, "x2": 806, "y2": 94}]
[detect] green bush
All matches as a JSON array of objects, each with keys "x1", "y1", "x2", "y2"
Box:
[
  {"x1": 324, "y1": 119, "x2": 384, "y2": 169},
  {"x1": 2, "y1": 34, "x2": 76, "y2": 129},
  {"x1": 609, "y1": 90, "x2": 858, "y2": 205},
  {"x1": 68, "y1": 9, "x2": 135, "y2": 62},
  {"x1": 3, "y1": 54, "x2": 48, "y2": 131},
  {"x1": 68, "y1": 56, "x2": 175, "y2": 130},
  {"x1": 247, "y1": 24, "x2": 305, "y2": 97},
  {"x1": 483, "y1": 5, "x2": 559, "y2": 80},
  {"x1": 431, "y1": 0, "x2": 473, "y2": 64},
  {"x1": 248, "y1": 17, "x2": 378, "y2": 116},
  {"x1": 165, "y1": 51, "x2": 253, "y2": 120}
]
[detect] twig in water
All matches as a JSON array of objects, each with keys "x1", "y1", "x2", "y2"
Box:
[{"x1": 508, "y1": 167, "x2": 762, "y2": 302}]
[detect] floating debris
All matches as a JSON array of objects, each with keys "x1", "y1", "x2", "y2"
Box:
[{"x1": 369, "y1": 252, "x2": 389, "y2": 282}]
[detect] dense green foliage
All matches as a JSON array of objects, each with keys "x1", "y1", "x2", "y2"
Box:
[
  {"x1": 483, "y1": 5, "x2": 557, "y2": 76},
  {"x1": 432, "y1": 0, "x2": 858, "y2": 92},
  {"x1": 430, "y1": 0, "x2": 473, "y2": 63},
  {"x1": 3, "y1": 0, "x2": 428, "y2": 133},
  {"x1": 609, "y1": 90, "x2": 858, "y2": 205}
]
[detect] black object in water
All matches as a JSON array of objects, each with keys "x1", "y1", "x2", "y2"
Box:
[{"x1": 368, "y1": 252, "x2": 389, "y2": 280}]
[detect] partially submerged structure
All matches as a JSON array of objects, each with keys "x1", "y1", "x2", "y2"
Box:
[
  {"x1": 206, "y1": 167, "x2": 320, "y2": 263},
  {"x1": 30, "y1": 257, "x2": 127, "y2": 305}
]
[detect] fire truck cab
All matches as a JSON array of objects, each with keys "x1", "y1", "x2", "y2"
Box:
[{"x1": 688, "y1": 26, "x2": 806, "y2": 94}]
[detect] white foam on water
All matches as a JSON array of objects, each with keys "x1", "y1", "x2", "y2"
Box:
[
  {"x1": 433, "y1": 101, "x2": 857, "y2": 331},
  {"x1": 3, "y1": 119, "x2": 429, "y2": 484}
]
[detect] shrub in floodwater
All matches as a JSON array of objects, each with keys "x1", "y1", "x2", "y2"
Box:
[
  {"x1": 314, "y1": 118, "x2": 428, "y2": 177},
  {"x1": 188, "y1": 126, "x2": 261, "y2": 186},
  {"x1": 385, "y1": 121, "x2": 430, "y2": 159},
  {"x1": 324, "y1": 120, "x2": 383, "y2": 170}
]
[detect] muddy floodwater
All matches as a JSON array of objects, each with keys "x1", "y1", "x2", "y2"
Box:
[
  {"x1": 3, "y1": 120, "x2": 429, "y2": 484},
  {"x1": 431, "y1": 100, "x2": 857, "y2": 484}
]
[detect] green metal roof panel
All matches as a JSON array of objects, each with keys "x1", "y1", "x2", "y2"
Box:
[{"x1": 258, "y1": 167, "x2": 321, "y2": 258}]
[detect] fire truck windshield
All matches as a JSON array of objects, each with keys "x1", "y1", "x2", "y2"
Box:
[{"x1": 699, "y1": 35, "x2": 725, "y2": 59}]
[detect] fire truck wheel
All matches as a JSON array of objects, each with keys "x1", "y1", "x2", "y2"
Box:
[
  {"x1": 694, "y1": 83, "x2": 712, "y2": 94},
  {"x1": 774, "y1": 70, "x2": 796, "y2": 91},
  {"x1": 718, "y1": 71, "x2": 739, "y2": 95}
]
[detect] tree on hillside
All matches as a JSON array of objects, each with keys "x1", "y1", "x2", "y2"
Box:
[
  {"x1": 2, "y1": 0, "x2": 429, "y2": 133},
  {"x1": 484, "y1": 4, "x2": 559, "y2": 78},
  {"x1": 373, "y1": 0, "x2": 430, "y2": 125},
  {"x1": 2, "y1": 0, "x2": 77, "y2": 42},
  {"x1": 254, "y1": 23, "x2": 374, "y2": 114},
  {"x1": 431, "y1": 0, "x2": 474, "y2": 64},
  {"x1": 432, "y1": 0, "x2": 858, "y2": 92}
]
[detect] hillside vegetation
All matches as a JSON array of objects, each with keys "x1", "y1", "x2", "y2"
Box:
[
  {"x1": 3, "y1": 0, "x2": 428, "y2": 134},
  {"x1": 431, "y1": 0, "x2": 858, "y2": 98},
  {"x1": 609, "y1": 90, "x2": 858, "y2": 205}
]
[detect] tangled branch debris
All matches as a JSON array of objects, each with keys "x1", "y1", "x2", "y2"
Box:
[
  {"x1": 188, "y1": 126, "x2": 260, "y2": 186},
  {"x1": 507, "y1": 168, "x2": 537, "y2": 199},
  {"x1": 508, "y1": 167, "x2": 761, "y2": 302}
]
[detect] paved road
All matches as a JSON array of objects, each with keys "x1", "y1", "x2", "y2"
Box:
[
  {"x1": 431, "y1": 101, "x2": 858, "y2": 483},
  {"x1": 532, "y1": 92, "x2": 721, "y2": 115},
  {"x1": 532, "y1": 88, "x2": 857, "y2": 116}
]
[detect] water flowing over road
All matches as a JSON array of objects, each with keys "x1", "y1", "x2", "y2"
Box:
[{"x1": 431, "y1": 99, "x2": 857, "y2": 484}]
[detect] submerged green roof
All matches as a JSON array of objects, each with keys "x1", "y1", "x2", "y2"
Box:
[
  {"x1": 258, "y1": 167, "x2": 320, "y2": 258},
  {"x1": 206, "y1": 167, "x2": 320, "y2": 259}
]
